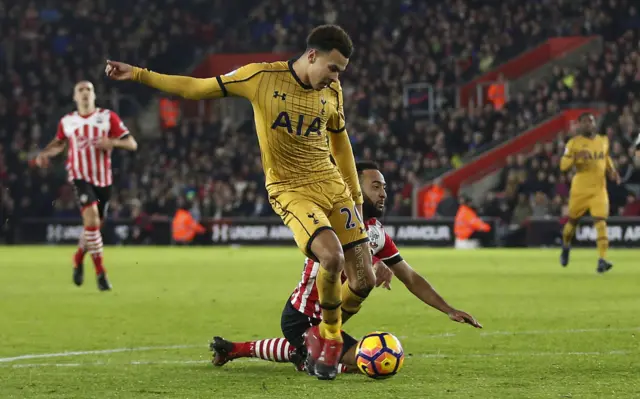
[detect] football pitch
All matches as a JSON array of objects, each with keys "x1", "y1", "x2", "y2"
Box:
[{"x1": 0, "y1": 246, "x2": 638, "y2": 398}]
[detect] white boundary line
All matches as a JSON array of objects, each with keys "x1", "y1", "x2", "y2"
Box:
[
  {"x1": 0, "y1": 345, "x2": 202, "y2": 363},
  {"x1": 1, "y1": 327, "x2": 638, "y2": 364},
  {"x1": 2, "y1": 350, "x2": 636, "y2": 369}
]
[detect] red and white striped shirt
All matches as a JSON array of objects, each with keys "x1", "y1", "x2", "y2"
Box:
[
  {"x1": 56, "y1": 108, "x2": 129, "y2": 187},
  {"x1": 289, "y1": 218, "x2": 403, "y2": 319}
]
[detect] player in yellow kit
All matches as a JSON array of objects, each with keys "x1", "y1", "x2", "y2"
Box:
[
  {"x1": 105, "y1": 25, "x2": 374, "y2": 380},
  {"x1": 559, "y1": 112, "x2": 620, "y2": 273}
]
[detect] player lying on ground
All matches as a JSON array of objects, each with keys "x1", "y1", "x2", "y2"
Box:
[
  {"x1": 559, "y1": 112, "x2": 620, "y2": 273},
  {"x1": 107, "y1": 25, "x2": 375, "y2": 380},
  {"x1": 35, "y1": 81, "x2": 137, "y2": 290},
  {"x1": 210, "y1": 162, "x2": 482, "y2": 374}
]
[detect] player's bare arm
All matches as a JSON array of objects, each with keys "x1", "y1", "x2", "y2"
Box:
[
  {"x1": 373, "y1": 259, "x2": 393, "y2": 290},
  {"x1": 35, "y1": 138, "x2": 66, "y2": 168},
  {"x1": 96, "y1": 135, "x2": 138, "y2": 152},
  {"x1": 388, "y1": 259, "x2": 482, "y2": 328}
]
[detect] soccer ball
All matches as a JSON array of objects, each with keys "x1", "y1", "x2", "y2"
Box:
[{"x1": 355, "y1": 331, "x2": 404, "y2": 379}]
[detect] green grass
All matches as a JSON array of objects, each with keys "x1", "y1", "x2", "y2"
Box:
[{"x1": 0, "y1": 246, "x2": 638, "y2": 398}]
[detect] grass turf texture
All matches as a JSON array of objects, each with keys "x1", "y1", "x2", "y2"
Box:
[{"x1": 0, "y1": 246, "x2": 638, "y2": 398}]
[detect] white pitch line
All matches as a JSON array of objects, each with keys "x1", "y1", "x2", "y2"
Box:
[
  {"x1": 2, "y1": 350, "x2": 636, "y2": 369},
  {"x1": 0, "y1": 345, "x2": 203, "y2": 363},
  {"x1": 2, "y1": 327, "x2": 639, "y2": 364}
]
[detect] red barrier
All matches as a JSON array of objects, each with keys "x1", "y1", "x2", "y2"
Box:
[
  {"x1": 191, "y1": 52, "x2": 296, "y2": 78},
  {"x1": 458, "y1": 37, "x2": 595, "y2": 106},
  {"x1": 415, "y1": 108, "x2": 601, "y2": 217}
]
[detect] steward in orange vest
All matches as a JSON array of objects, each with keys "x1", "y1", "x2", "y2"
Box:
[
  {"x1": 454, "y1": 199, "x2": 491, "y2": 240},
  {"x1": 159, "y1": 97, "x2": 179, "y2": 129},
  {"x1": 172, "y1": 207, "x2": 205, "y2": 244},
  {"x1": 422, "y1": 182, "x2": 445, "y2": 219}
]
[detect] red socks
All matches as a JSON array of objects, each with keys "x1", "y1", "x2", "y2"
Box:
[
  {"x1": 233, "y1": 338, "x2": 295, "y2": 362},
  {"x1": 84, "y1": 226, "x2": 105, "y2": 274}
]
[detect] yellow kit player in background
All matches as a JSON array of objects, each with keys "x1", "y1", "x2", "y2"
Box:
[
  {"x1": 105, "y1": 25, "x2": 374, "y2": 380},
  {"x1": 559, "y1": 112, "x2": 620, "y2": 273}
]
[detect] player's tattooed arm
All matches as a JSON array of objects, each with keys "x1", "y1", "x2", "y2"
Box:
[
  {"x1": 389, "y1": 260, "x2": 482, "y2": 328},
  {"x1": 353, "y1": 243, "x2": 371, "y2": 292}
]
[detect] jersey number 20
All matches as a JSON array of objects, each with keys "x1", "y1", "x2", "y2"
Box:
[{"x1": 340, "y1": 206, "x2": 362, "y2": 230}]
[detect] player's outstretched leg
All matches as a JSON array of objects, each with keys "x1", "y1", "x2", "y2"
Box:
[
  {"x1": 209, "y1": 337, "x2": 300, "y2": 368},
  {"x1": 306, "y1": 230, "x2": 346, "y2": 380},
  {"x1": 594, "y1": 219, "x2": 613, "y2": 273},
  {"x1": 341, "y1": 243, "x2": 375, "y2": 324},
  {"x1": 209, "y1": 336, "x2": 357, "y2": 374},
  {"x1": 81, "y1": 204, "x2": 111, "y2": 290},
  {"x1": 560, "y1": 218, "x2": 577, "y2": 267}
]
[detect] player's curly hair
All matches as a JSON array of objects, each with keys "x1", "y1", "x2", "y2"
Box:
[
  {"x1": 356, "y1": 161, "x2": 379, "y2": 175},
  {"x1": 307, "y1": 25, "x2": 354, "y2": 58}
]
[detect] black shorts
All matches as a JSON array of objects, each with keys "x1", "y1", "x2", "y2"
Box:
[
  {"x1": 280, "y1": 300, "x2": 358, "y2": 359},
  {"x1": 72, "y1": 180, "x2": 112, "y2": 220}
]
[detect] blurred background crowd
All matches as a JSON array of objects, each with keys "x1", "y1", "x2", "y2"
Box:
[{"x1": 2, "y1": 0, "x2": 640, "y2": 243}]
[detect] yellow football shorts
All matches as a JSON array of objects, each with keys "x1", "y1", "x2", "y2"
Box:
[
  {"x1": 567, "y1": 190, "x2": 609, "y2": 219},
  {"x1": 269, "y1": 178, "x2": 369, "y2": 259}
]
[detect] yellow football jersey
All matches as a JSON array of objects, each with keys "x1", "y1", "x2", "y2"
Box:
[
  {"x1": 134, "y1": 60, "x2": 354, "y2": 198},
  {"x1": 561, "y1": 134, "x2": 614, "y2": 193}
]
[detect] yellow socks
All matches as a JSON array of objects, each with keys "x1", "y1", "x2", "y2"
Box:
[
  {"x1": 340, "y1": 282, "x2": 367, "y2": 324},
  {"x1": 594, "y1": 220, "x2": 608, "y2": 259},
  {"x1": 562, "y1": 221, "x2": 576, "y2": 247},
  {"x1": 316, "y1": 266, "x2": 342, "y2": 341}
]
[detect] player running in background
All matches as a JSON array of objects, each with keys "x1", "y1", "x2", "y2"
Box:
[
  {"x1": 559, "y1": 112, "x2": 620, "y2": 273},
  {"x1": 106, "y1": 25, "x2": 373, "y2": 380},
  {"x1": 209, "y1": 161, "x2": 481, "y2": 374},
  {"x1": 35, "y1": 81, "x2": 138, "y2": 290}
]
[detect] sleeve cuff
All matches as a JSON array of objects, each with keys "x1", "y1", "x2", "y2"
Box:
[
  {"x1": 383, "y1": 254, "x2": 403, "y2": 266},
  {"x1": 327, "y1": 125, "x2": 346, "y2": 133}
]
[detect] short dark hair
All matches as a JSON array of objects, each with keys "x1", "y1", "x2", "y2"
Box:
[
  {"x1": 306, "y1": 25, "x2": 353, "y2": 58},
  {"x1": 356, "y1": 161, "x2": 379, "y2": 175}
]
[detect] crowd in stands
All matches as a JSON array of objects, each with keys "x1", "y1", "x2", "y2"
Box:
[{"x1": 2, "y1": 0, "x2": 640, "y2": 244}]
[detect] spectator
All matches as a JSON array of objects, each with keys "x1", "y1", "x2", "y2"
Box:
[
  {"x1": 531, "y1": 192, "x2": 550, "y2": 218},
  {"x1": 511, "y1": 193, "x2": 532, "y2": 226},
  {"x1": 435, "y1": 188, "x2": 458, "y2": 218},
  {"x1": 621, "y1": 193, "x2": 640, "y2": 216}
]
